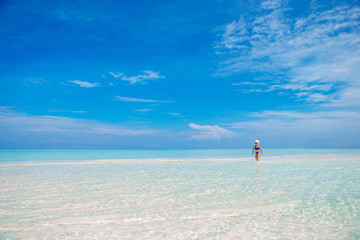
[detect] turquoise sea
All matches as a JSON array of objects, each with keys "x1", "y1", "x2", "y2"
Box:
[
  {"x1": 1, "y1": 148, "x2": 359, "y2": 162},
  {"x1": 1, "y1": 149, "x2": 360, "y2": 239}
]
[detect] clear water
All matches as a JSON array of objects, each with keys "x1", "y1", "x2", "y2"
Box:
[
  {"x1": 1, "y1": 149, "x2": 360, "y2": 239},
  {"x1": 1, "y1": 148, "x2": 359, "y2": 162}
]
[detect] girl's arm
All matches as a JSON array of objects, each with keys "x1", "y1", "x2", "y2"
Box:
[
  {"x1": 260, "y1": 146, "x2": 263, "y2": 154},
  {"x1": 252, "y1": 146, "x2": 255, "y2": 155}
]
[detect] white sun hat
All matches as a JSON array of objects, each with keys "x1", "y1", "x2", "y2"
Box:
[{"x1": 254, "y1": 140, "x2": 260, "y2": 144}]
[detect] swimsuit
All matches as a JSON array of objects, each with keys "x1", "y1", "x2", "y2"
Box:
[{"x1": 255, "y1": 146, "x2": 260, "y2": 154}]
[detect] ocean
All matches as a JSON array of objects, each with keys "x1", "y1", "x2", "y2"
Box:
[{"x1": 1, "y1": 149, "x2": 359, "y2": 239}]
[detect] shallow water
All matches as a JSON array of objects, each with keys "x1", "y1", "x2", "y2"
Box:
[
  {"x1": 1, "y1": 148, "x2": 359, "y2": 162},
  {"x1": 1, "y1": 150, "x2": 360, "y2": 239}
]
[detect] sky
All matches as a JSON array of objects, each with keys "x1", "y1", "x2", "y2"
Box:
[{"x1": 1, "y1": 0, "x2": 360, "y2": 149}]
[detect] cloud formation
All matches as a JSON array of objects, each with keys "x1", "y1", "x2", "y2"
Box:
[
  {"x1": 216, "y1": 1, "x2": 360, "y2": 107},
  {"x1": 109, "y1": 70, "x2": 165, "y2": 85},
  {"x1": 108, "y1": 72, "x2": 123, "y2": 78},
  {"x1": 166, "y1": 112, "x2": 181, "y2": 117},
  {"x1": 133, "y1": 109, "x2": 154, "y2": 112},
  {"x1": 188, "y1": 123, "x2": 235, "y2": 140},
  {"x1": 0, "y1": 108, "x2": 161, "y2": 148},
  {"x1": 116, "y1": 96, "x2": 173, "y2": 103},
  {"x1": 48, "y1": 110, "x2": 88, "y2": 114},
  {"x1": 0, "y1": 109, "x2": 154, "y2": 136},
  {"x1": 26, "y1": 78, "x2": 49, "y2": 85},
  {"x1": 227, "y1": 109, "x2": 360, "y2": 147},
  {"x1": 69, "y1": 80, "x2": 100, "y2": 88}
]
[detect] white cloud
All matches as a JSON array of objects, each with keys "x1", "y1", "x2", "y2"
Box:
[
  {"x1": 0, "y1": 108, "x2": 184, "y2": 148},
  {"x1": 323, "y1": 85, "x2": 360, "y2": 108},
  {"x1": 69, "y1": 80, "x2": 100, "y2": 88},
  {"x1": 0, "y1": 109, "x2": 155, "y2": 136},
  {"x1": 0, "y1": 106, "x2": 16, "y2": 112},
  {"x1": 248, "y1": 110, "x2": 360, "y2": 119},
  {"x1": 88, "y1": 128, "x2": 154, "y2": 136},
  {"x1": 188, "y1": 123, "x2": 235, "y2": 140},
  {"x1": 108, "y1": 70, "x2": 165, "y2": 85},
  {"x1": 109, "y1": 72, "x2": 123, "y2": 78},
  {"x1": 109, "y1": 70, "x2": 165, "y2": 85},
  {"x1": 232, "y1": 82, "x2": 268, "y2": 86},
  {"x1": 115, "y1": 96, "x2": 173, "y2": 103},
  {"x1": 48, "y1": 110, "x2": 88, "y2": 114},
  {"x1": 166, "y1": 112, "x2": 182, "y2": 117},
  {"x1": 232, "y1": 81, "x2": 270, "y2": 93},
  {"x1": 216, "y1": 2, "x2": 360, "y2": 107},
  {"x1": 261, "y1": 0, "x2": 282, "y2": 10},
  {"x1": 227, "y1": 109, "x2": 360, "y2": 147},
  {"x1": 26, "y1": 78, "x2": 49, "y2": 85},
  {"x1": 133, "y1": 109, "x2": 154, "y2": 112}
]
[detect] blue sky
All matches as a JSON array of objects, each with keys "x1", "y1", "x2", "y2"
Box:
[{"x1": 1, "y1": 0, "x2": 359, "y2": 149}]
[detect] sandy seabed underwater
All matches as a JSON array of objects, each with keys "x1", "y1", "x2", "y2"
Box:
[{"x1": 0, "y1": 149, "x2": 360, "y2": 239}]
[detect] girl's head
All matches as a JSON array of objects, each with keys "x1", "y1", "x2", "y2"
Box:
[{"x1": 254, "y1": 140, "x2": 260, "y2": 145}]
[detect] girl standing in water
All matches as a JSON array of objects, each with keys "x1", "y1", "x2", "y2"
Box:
[{"x1": 252, "y1": 140, "x2": 263, "y2": 162}]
